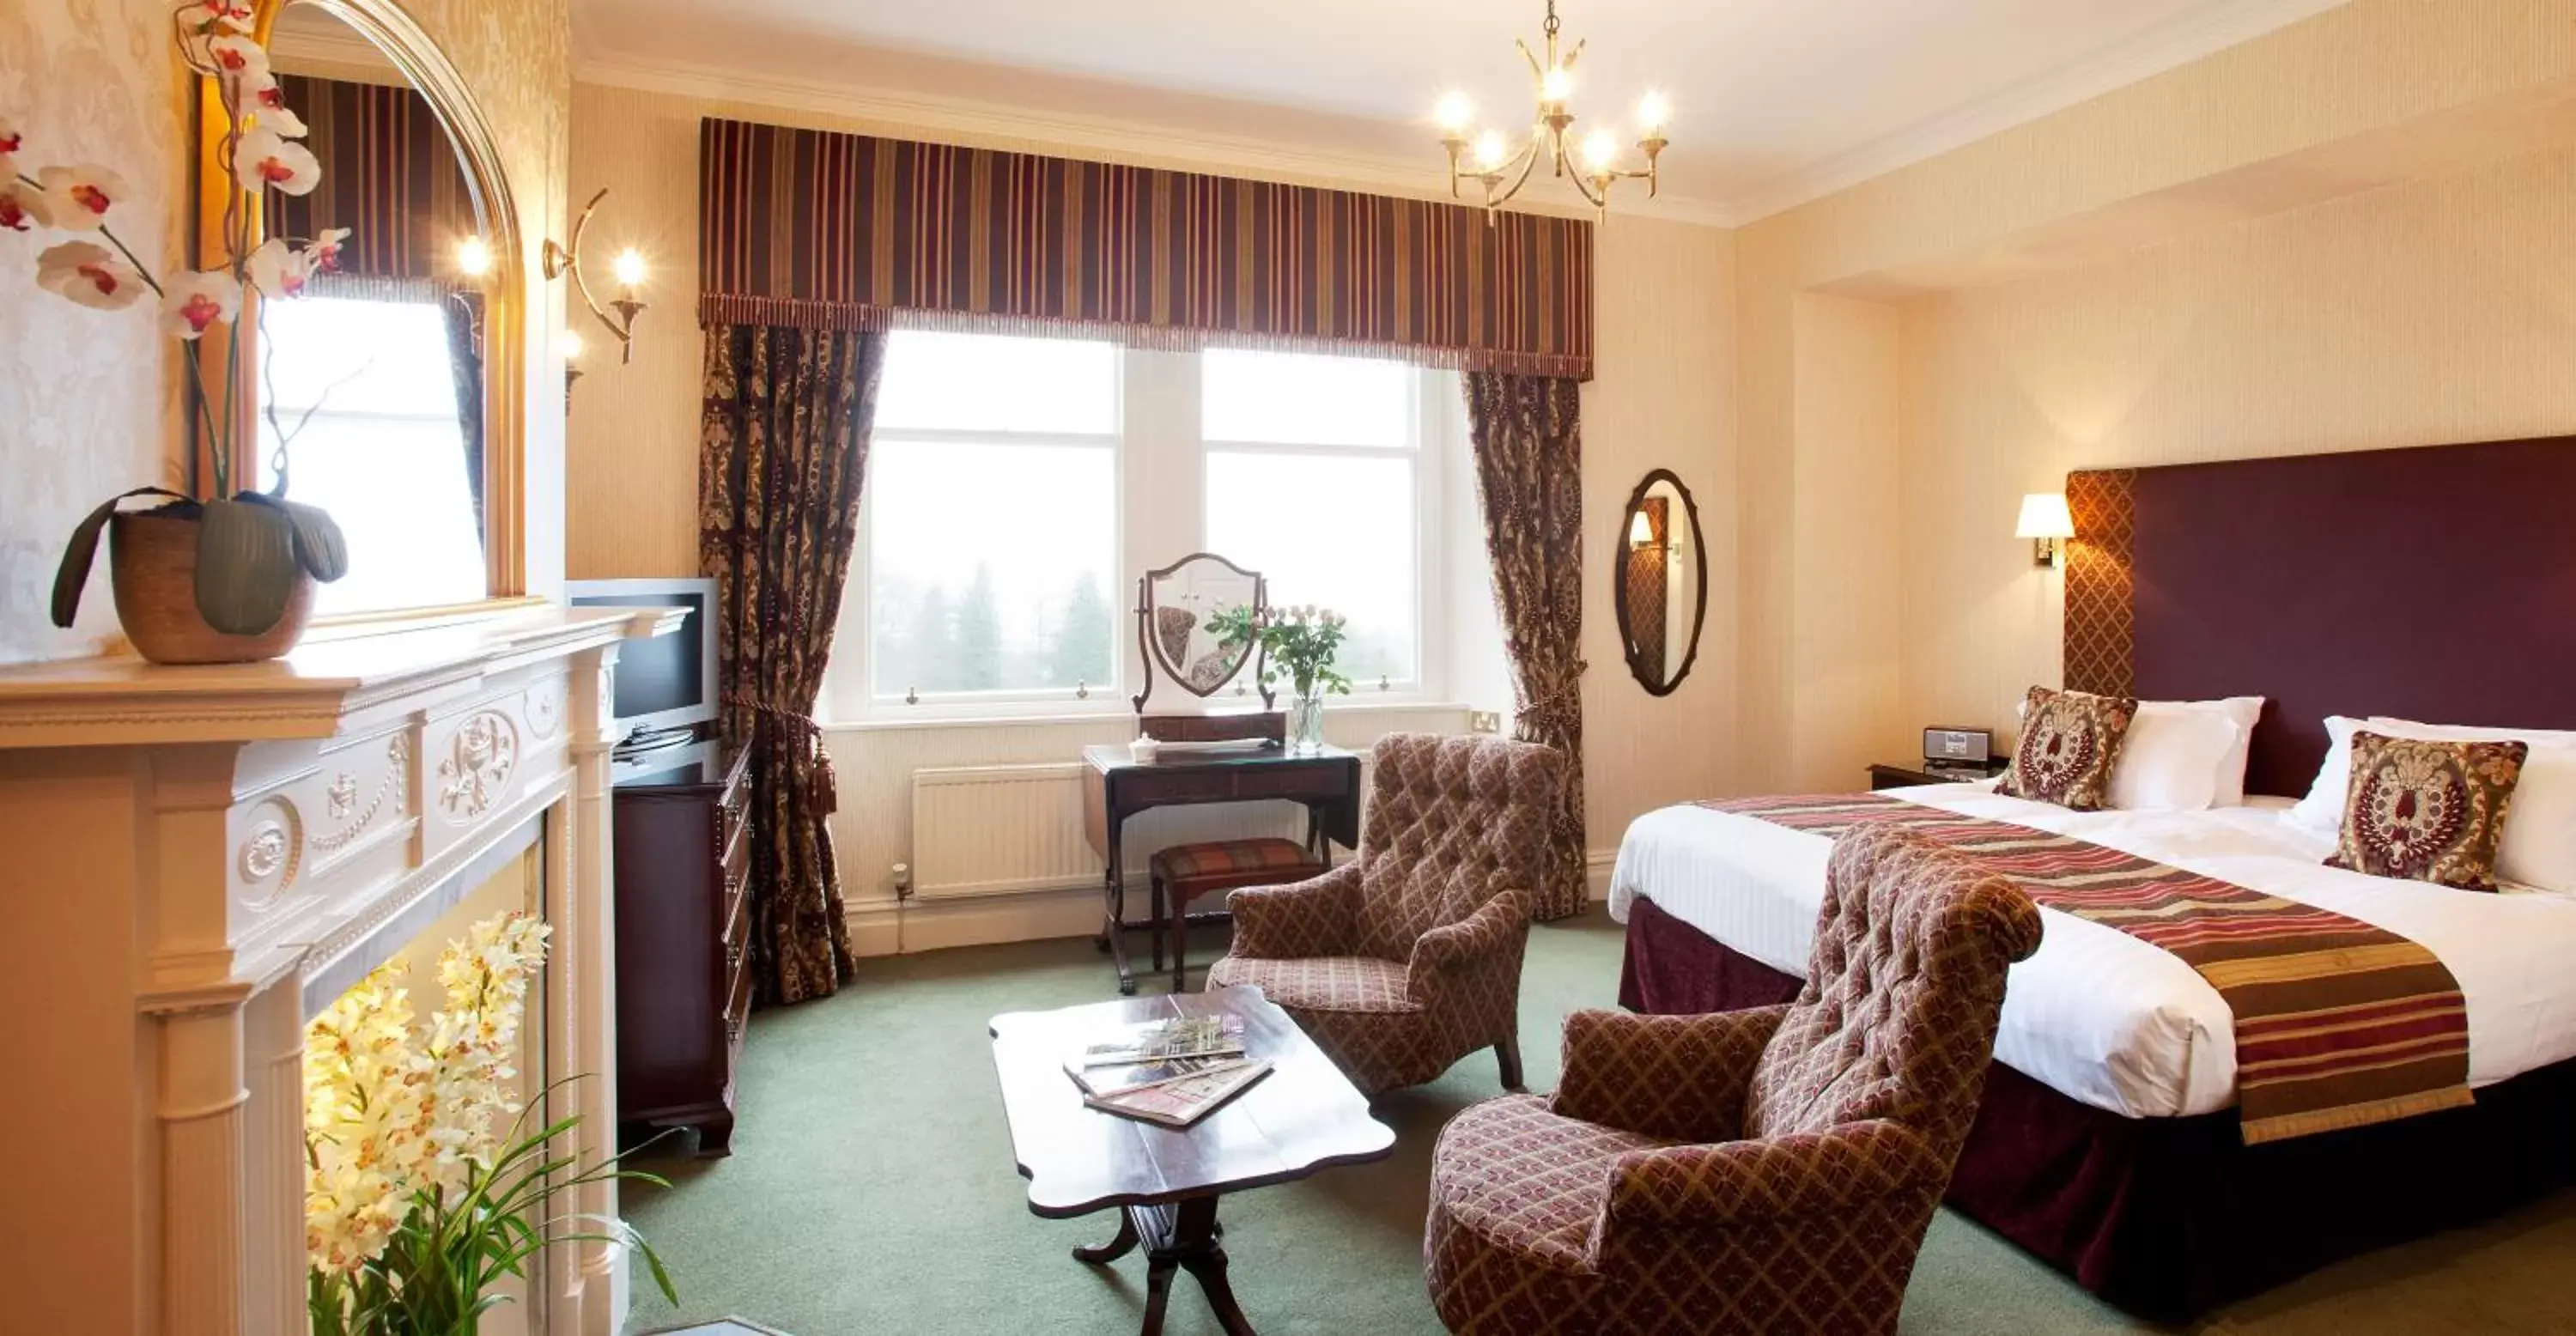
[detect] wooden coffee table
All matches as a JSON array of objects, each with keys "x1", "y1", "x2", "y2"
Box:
[{"x1": 988, "y1": 986, "x2": 1396, "y2": 1335}]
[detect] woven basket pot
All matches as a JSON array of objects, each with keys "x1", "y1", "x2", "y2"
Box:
[{"x1": 108, "y1": 509, "x2": 315, "y2": 665}]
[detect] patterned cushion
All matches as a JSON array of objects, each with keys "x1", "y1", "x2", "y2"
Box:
[
  {"x1": 1150, "y1": 837, "x2": 1320, "y2": 891},
  {"x1": 1996, "y1": 684, "x2": 2136, "y2": 811},
  {"x1": 1425, "y1": 825, "x2": 2041, "y2": 1336},
  {"x1": 1204, "y1": 955, "x2": 1414, "y2": 1014},
  {"x1": 2328, "y1": 732, "x2": 2528, "y2": 891}
]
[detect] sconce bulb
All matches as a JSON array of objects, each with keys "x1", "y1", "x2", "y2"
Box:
[
  {"x1": 611, "y1": 247, "x2": 646, "y2": 288},
  {"x1": 1435, "y1": 91, "x2": 1473, "y2": 134},
  {"x1": 455, "y1": 236, "x2": 492, "y2": 277},
  {"x1": 1473, "y1": 130, "x2": 1510, "y2": 171},
  {"x1": 1637, "y1": 91, "x2": 1670, "y2": 135},
  {"x1": 561, "y1": 330, "x2": 584, "y2": 362}
]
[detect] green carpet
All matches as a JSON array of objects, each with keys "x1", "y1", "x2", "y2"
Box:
[{"x1": 621, "y1": 913, "x2": 2576, "y2": 1334}]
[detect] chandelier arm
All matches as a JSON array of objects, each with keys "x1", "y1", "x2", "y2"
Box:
[{"x1": 1495, "y1": 133, "x2": 1546, "y2": 209}]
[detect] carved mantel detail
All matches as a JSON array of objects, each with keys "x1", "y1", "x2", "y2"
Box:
[
  {"x1": 313, "y1": 735, "x2": 409, "y2": 854},
  {"x1": 436, "y1": 712, "x2": 520, "y2": 822}
]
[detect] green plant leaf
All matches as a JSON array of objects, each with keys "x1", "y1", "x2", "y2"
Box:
[
  {"x1": 50, "y1": 487, "x2": 187, "y2": 629},
  {"x1": 271, "y1": 495, "x2": 349, "y2": 581},
  {"x1": 195, "y1": 496, "x2": 300, "y2": 635}
]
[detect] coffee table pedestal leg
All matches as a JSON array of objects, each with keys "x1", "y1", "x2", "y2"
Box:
[{"x1": 1076, "y1": 1197, "x2": 1254, "y2": 1336}]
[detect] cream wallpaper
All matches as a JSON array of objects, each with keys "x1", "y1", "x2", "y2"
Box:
[
  {"x1": 1733, "y1": 0, "x2": 2576, "y2": 791},
  {"x1": 0, "y1": 0, "x2": 571, "y2": 668},
  {"x1": 564, "y1": 82, "x2": 1741, "y2": 865}
]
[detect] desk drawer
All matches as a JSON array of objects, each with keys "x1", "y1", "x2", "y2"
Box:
[
  {"x1": 1121, "y1": 768, "x2": 1238, "y2": 804},
  {"x1": 1232, "y1": 764, "x2": 1340, "y2": 799}
]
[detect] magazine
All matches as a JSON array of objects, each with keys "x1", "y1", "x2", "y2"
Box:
[
  {"x1": 1065, "y1": 1054, "x2": 1248, "y2": 1099},
  {"x1": 1083, "y1": 1059, "x2": 1273, "y2": 1128},
  {"x1": 1077, "y1": 1014, "x2": 1247, "y2": 1068}
]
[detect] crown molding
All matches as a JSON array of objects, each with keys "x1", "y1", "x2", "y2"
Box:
[
  {"x1": 1723, "y1": 0, "x2": 2352, "y2": 224},
  {"x1": 571, "y1": 51, "x2": 1741, "y2": 228}
]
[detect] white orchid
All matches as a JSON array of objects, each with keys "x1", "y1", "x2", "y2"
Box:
[
  {"x1": 233, "y1": 127, "x2": 319, "y2": 195},
  {"x1": 245, "y1": 72, "x2": 307, "y2": 138},
  {"x1": 246, "y1": 236, "x2": 313, "y2": 297},
  {"x1": 306, "y1": 225, "x2": 350, "y2": 275},
  {"x1": 0, "y1": 178, "x2": 49, "y2": 233},
  {"x1": 206, "y1": 33, "x2": 269, "y2": 84},
  {"x1": 161, "y1": 269, "x2": 241, "y2": 338},
  {"x1": 177, "y1": 0, "x2": 257, "y2": 37},
  {"x1": 36, "y1": 240, "x2": 147, "y2": 310},
  {"x1": 34, "y1": 163, "x2": 133, "y2": 232},
  {"x1": 0, "y1": 116, "x2": 21, "y2": 156}
]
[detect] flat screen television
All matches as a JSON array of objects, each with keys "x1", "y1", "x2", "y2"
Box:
[{"x1": 565, "y1": 577, "x2": 718, "y2": 744}]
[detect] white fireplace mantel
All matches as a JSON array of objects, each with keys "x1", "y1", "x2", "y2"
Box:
[{"x1": 0, "y1": 605, "x2": 682, "y2": 1336}]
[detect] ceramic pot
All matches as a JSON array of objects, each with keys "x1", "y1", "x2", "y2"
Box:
[{"x1": 108, "y1": 508, "x2": 315, "y2": 665}]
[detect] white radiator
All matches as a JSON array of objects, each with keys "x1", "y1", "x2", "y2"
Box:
[{"x1": 907, "y1": 761, "x2": 1353, "y2": 902}]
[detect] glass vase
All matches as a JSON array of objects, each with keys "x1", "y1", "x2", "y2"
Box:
[{"x1": 1285, "y1": 693, "x2": 1327, "y2": 755}]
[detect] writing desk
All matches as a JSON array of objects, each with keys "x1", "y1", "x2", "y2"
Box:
[{"x1": 1080, "y1": 743, "x2": 1363, "y2": 995}]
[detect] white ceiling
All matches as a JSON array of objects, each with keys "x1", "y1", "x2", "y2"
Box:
[{"x1": 572, "y1": 0, "x2": 2349, "y2": 222}]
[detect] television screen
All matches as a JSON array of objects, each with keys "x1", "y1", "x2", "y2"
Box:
[{"x1": 565, "y1": 578, "x2": 717, "y2": 733}]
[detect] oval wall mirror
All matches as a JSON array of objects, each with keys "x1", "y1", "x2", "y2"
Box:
[{"x1": 1614, "y1": 469, "x2": 1708, "y2": 696}]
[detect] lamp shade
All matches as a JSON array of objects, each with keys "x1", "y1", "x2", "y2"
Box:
[
  {"x1": 2015, "y1": 493, "x2": 2075, "y2": 540},
  {"x1": 1628, "y1": 510, "x2": 1656, "y2": 546}
]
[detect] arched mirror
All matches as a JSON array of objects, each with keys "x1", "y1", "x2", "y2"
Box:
[
  {"x1": 1133, "y1": 553, "x2": 1268, "y2": 711},
  {"x1": 202, "y1": 0, "x2": 525, "y2": 617},
  {"x1": 1614, "y1": 469, "x2": 1707, "y2": 696}
]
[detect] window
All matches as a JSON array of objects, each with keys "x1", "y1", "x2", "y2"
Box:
[
  {"x1": 842, "y1": 333, "x2": 1453, "y2": 719},
  {"x1": 255, "y1": 295, "x2": 484, "y2": 616},
  {"x1": 862, "y1": 332, "x2": 1120, "y2": 706},
  {"x1": 1201, "y1": 350, "x2": 1419, "y2": 689}
]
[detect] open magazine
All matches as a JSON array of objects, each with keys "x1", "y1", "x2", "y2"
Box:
[
  {"x1": 1076, "y1": 1014, "x2": 1247, "y2": 1068},
  {"x1": 1080, "y1": 1058, "x2": 1273, "y2": 1128}
]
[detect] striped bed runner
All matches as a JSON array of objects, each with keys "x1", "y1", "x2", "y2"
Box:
[{"x1": 1701, "y1": 793, "x2": 2473, "y2": 1145}]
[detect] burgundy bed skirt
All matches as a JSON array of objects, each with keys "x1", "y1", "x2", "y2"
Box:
[{"x1": 1618, "y1": 895, "x2": 2576, "y2": 1321}]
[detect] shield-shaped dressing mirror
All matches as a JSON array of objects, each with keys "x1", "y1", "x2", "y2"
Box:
[{"x1": 1135, "y1": 552, "x2": 1267, "y2": 708}]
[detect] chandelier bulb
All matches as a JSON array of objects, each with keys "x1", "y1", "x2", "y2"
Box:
[
  {"x1": 1540, "y1": 66, "x2": 1572, "y2": 104},
  {"x1": 1637, "y1": 89, "x2": 1671, "y2": 136},
  {"x1": 1580, "y1": 129, "x2": 1617, "y2": 172},
  {"x1": 1474, "y1": 130, "x2": 1510, "y2": 172},
  {"x1": 1436, "y1": 92, "x2": 1474, "y2": 135}
]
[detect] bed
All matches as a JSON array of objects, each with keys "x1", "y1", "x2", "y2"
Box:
[{"x1": 1607, "y1": 435, "x2": 2576, "y2": 1319}]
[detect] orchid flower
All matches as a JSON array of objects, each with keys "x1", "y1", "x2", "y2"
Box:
[
  {"x1": 177, "y1": 0, "x2": 257, "y2": 37},
  {"x1": 245, "y1": 237, "x2": 314, "y2": 298},
  {"x1": 34, "y1": 164, "x2": 133, "y2": 232},
  {"x1": 36, "y1": 241, "x2": 149, "y2": 310},
  {"x1": 206, "y1": 33, "x2": 269, "y2": 84},
  {"x1": 245, "y1": 73, "x2": 308, "y2": 138},
  {"x1": 233, "y1": 128, "x2": 319, "y2": 196},
  {"x1": 0, "y1": 116, "x2": 21, "y2": 155},
  {"x1": 0, "y1": 178, "x2": 50, "y2": 233},
  {"x1": 307, "y1": 226, "x2": 350, "y2": 274},
  {"x1": 161, "y1": 269, "x2": 242, "y2": 339}
]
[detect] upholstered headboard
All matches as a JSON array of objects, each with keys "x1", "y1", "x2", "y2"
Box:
[{"x1": 2064, "y1": 436, "x2": 2576, "y2": 798}]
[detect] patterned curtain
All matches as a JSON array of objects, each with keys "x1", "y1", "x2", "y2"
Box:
[
  {"x1": 1463, "y1": 373, "x2": 1589, "y2": 919},
  {"x1": 443, "y1": 291, "x2": 485, "y2": 535},
  {"x1": 699, "y1": 325, "x2": 886, "y2": 1005}
]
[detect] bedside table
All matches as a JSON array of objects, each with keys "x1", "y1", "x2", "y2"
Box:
[{"x1": 1868, "y1": 760, "x2": 2008, "y2": 791}]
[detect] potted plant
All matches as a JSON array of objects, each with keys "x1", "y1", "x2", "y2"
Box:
[
  {"x1": 12, "y1": 1, "x2": 349, "y2": 664},
  {"x1": 1209, "y1": 603, "x2": 1351, "y2": 755},
  {"x1": 305, "y1": 912, "x2": 679, "y2": 1333}
]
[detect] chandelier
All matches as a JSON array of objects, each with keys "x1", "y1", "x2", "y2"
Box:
[{"x1": 1435, "y1": 0, "x2": 1669, "y2": 218}]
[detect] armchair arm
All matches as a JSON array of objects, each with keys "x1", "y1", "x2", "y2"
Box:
[
  {"x1": 1601, "y1": 1119, "x2": 1947, "y2": 1232},
  {"x1": 1226, "y1": 861, "x2": 1364, "y2": 960},
  {"x1": 1550, "y1": 1006, "x2": 1788, "y2": 1143},
  {"x1": 1407, "y1": 889, "x2": 1529, "y2": 980}
]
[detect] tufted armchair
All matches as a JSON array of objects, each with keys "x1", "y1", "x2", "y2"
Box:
[
  {"x1": 1424, "y1": 823, "x2": 2044, "y2": 1335},
  {"x1": 1206, "y1": 733, "x2": 1564, "y2": 1096}
]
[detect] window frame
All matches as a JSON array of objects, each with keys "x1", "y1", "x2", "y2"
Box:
[{"x1": 828, "y1": 338, "x2": 1454, "y2": 724}]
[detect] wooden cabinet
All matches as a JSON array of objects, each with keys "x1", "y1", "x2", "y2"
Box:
[{"x1": 613, "y1": 747, "x2": 751, "y2": 1155}]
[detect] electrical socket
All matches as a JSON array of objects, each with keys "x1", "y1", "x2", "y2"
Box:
[{"x1": 1468, "y1": 710, "x2": 1503, "y2": 734}]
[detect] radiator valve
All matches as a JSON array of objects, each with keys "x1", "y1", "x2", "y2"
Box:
[{"x1": 890, "y1": 862, "x2": 912, "y2": 900}]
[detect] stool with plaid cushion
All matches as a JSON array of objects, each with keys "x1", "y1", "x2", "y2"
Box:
[{"x1": 1150, "y1": 837, "x2": 1324, "y2": 992}]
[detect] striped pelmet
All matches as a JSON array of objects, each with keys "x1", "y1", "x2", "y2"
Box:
[
  {"x1": 696, "y1": 118, "x2": 1595, "y2": 380},
  {"x1": 269, "y1": 75, "x2": 477, "y2": 283},
  {"x1": 1701, "y1": 793, "x2": 2473, "y2": 1144}
]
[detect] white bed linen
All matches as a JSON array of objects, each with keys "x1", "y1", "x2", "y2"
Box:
[{"x1": 1607, "y1": 784, "x2": 2576, "y2": 1119}]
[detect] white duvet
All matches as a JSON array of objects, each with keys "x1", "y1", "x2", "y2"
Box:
[{"x1": 1606, "y1": 784, "x2": 2576, "y2": 1119}]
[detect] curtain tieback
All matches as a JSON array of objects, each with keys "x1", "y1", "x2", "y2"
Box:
[
  {"x1": 723, "y1": 693, "x2": 839, "y2": 817},
  {"x1": 1513, "y1": 665, "x2": 1588, "y2": 743}
]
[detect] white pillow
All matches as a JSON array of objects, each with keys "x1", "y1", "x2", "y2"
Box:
[
  {"x1": 2106, "y1": 706, "x2": 2241, "y2": 812},
  {"x1": 2147, "y1": 696, "x2": 2264, "y2": 806},
  {"x1": 2293, "y1": 716, "x2": 2576, "y2": 892}
]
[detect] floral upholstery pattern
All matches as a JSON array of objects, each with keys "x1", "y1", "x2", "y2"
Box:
[
  {"x1": 2329, "y1": 732, "x2": 2528, "y2": 891},
  {"x1": 1207, "y1": 733, "x2": 1564, "y2": 1096},
  {"x1": 1425, "y1": 824, "x2": 2044, "y2": 1334},
  {"x1": 1996, "y1": 684, "x2": 2136, "y2": 811}
]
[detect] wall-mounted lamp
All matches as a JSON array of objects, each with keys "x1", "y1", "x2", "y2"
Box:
[
  {"x1": 2016, "y1": 492, "x2": 2075, "y2": 568},
  {"x1": 562, "y1": 328, "x2": 585, "y2": 396},
  {"x1": 542, "y1": 188, "x2": 646, "y2": 364},
  {"x1": 1627, "y1": 509, "x2": 1680, "y2": 555}
]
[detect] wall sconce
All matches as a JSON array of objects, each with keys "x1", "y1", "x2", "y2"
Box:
[
  {"x1": 562, "y1": 329, "x2": 585, "y2": 396},
  {"x1": 454, "y1": 235, "x2": 493, "y2": 279},
  {"x1": 1627, "y1": 510, "x2": 1679, "y2": 555},
  {"x1": 543, "y1": 188, "x2": 646, "y2": 364},
  {"x1": 2017, "y1": 492, "x2": 2075, "y2": 568}
]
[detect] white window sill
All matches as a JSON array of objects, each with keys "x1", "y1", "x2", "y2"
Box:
[{"x1": 822, "y1": 698, "x2": 1477, "y2": 735}]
